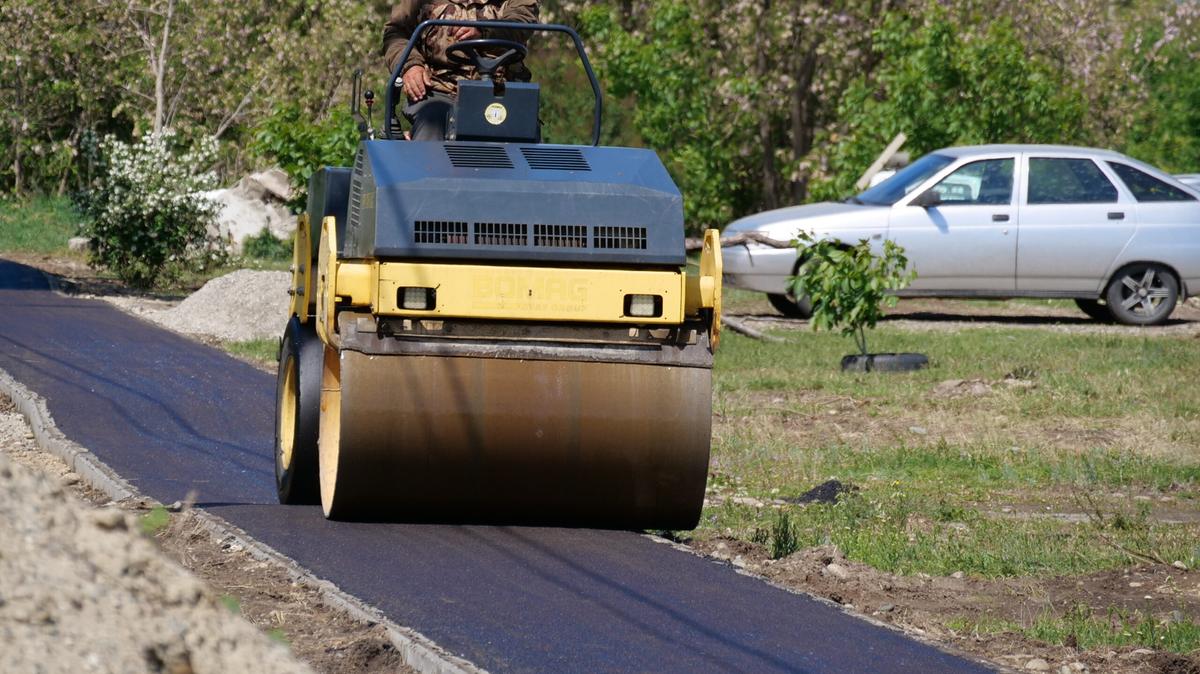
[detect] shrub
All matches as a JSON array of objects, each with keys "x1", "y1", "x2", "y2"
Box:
[
  {"x1": 79, "y1": 132, "x2": 219, "y2": 288},
  {"x1": 242, "y1": 229, "x2": 293, "y2": 261},
  {"x1": 251, "y1": 106, "x2": 358, "y2": 211},
  {"x1": 788, "y1": 233, "x2": 915, "y2": 356}
]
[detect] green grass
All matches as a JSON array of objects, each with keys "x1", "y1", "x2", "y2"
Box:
[
  {"x1": 0, "y1": 196, "x2": 82, "y2": 254},
  {"x1": 950, "y1": 606, "x2": 1200, "y2": 655},
  {"x1": 225, "y1": 338, "x2": 279, "y2": 367},
  {"x1": 219, "y1": 594, "x2": 242, "y2": 614},
  {"x1": 1027, "y1": 604, "x2": 1200, "y2": 654},
  {"x1": 703, "y1": 327, "x2": 1200, "y2": 578},
  {"x1": 139, "y1": 506, "x2": 171, "y2": 536},
  {"x1": 716, "y1": 326, "x2": 1200, "y2": 422},
  {"x1": 708, "y1": 492, "x2": 1198, "y2": 577}
]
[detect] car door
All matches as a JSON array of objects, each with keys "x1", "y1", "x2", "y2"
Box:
[
  {"x1": 1016, "y1": 155, "x2": 1136, "y2": 294},
  {"x1": 888, "y1": 156, "x2": 1018, "y2": 291}
]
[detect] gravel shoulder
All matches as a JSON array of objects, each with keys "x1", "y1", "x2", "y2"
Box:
[
  {"x1": 0, "y1": 393, "x2": 414, "y2": 674},
  {"x1": 0, "y1": 396, "x2": 312, "y2": 674}
]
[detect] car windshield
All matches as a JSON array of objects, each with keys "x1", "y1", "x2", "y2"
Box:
[{"x1": 853, "y1": 153, "x2": 955, "y2": 206}]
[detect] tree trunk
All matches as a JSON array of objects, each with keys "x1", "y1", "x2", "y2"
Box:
[
  {"x1": 12, "y1": 146, "x2": 22, "y2": 197},
  {"x1": 152, "y1": 0, "x2": 177, "y2": 134},
  {"x1": 790, "y1": 42, "x2": 819, "y2": 203},
  {"x1": 756, "y1": 0, "x2": 779, "y2": 211}
]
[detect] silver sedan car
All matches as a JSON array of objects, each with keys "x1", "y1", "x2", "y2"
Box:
[{"x1": 723, "y1": 145, "x2": 1200, "y2": 325}]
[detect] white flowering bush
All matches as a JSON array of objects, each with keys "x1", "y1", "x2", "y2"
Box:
[{"x1": 80, "y1": 132, "x2": 219, "y2": 288}]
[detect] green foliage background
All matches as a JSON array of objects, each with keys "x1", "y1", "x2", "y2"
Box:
[{"x1": 3, "y1": 0, "x2": 1200, "y2": 235}]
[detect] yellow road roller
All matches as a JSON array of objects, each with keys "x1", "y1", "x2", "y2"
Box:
[{"x1": 274, "y1": 20, "x2": 721, "y2": 529}]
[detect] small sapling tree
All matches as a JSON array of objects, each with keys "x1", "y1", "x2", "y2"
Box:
[{"x1": 789, "y1": 232, "x2": 920, "y2": 370}]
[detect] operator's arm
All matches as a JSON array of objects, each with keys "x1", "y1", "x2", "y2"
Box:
[
  {"x1": 485, "y1": 0, "x2": 539, "y2": 42},
  {"x1": 382, "y1": 0, "x2": 427, "y2": 75}
]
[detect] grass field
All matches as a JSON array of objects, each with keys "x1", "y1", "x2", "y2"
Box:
[
  {"x1": 699, "y1": 296, "x2": 1200, "y2": 659},
  {"x1": 0, "y1": 197, "x2": 81, "y2": 255},
  {"x1": 702, "y1": 323, "x2": 1199, "y2": 575}
]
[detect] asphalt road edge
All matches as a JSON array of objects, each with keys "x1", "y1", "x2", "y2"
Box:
[
  {"x1": 0, "y1": 365, "x2": 486, "y2": 674},
  {"x1": 643, "y1": 534, "x2": 1008, "y2": 673}
]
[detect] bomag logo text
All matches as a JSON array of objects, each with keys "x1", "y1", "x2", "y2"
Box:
[{"x1": 473, "y1": 272, "x2": 589, "y2": 313}]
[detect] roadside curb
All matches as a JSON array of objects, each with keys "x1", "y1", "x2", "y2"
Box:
[{"x1": 0, "y1": 365, "x2": 484, "y2": 674}]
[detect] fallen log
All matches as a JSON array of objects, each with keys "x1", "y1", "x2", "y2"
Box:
[
  {"x1": 685, "y1": 232, "x2": 793, "y2": 252},
  {"x1": 722, "y1": 316, "x2": 784, "y2": 343}
]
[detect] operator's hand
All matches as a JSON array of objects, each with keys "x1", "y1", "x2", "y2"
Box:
[
  {"x1": 452, "y1": 26, "x2": 482, "y2": 41},
  {"x1": 403, "y1": 65, "x2": 433, "y2": 101}
]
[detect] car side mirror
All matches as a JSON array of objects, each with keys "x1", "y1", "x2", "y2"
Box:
[{"x1": 912, "y1": 190, "x2": 942, "y2": 209}]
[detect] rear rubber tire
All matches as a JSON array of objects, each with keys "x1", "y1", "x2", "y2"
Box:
[
  {"x1": 841, "y1": 353, "x2": 929, "y2": 373},
  {"x1": 275, "y1": 317, "x2": 323, "y2": 505},
  {"x1": 767, "y1": 293, "x2": 813, "y2": 319},
  {"x1": 1074, "y1": 298, "x2": 1114, "y2": 323},
  {"x1": 1104, "y1": 264, "x2": 1178, "y2": 326}
]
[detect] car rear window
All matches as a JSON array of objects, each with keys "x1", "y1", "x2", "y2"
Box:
[
  {"x1": 1028, "y1": 158, "x2": 1118, "y2": 204},
  {"x1": 1107, "y1": 162, "x2": 1197, "y2": 202}
]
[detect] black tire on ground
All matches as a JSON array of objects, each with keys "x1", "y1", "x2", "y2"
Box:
[
  {"x1": 841, "y1": 353, "x2": 929, "y2": 373},
  {"x1": 1074, "y1": 298, "x2": 1114, "y2": 323},
  {"x1": 1104, "y1": 263, "x2": 1179, "y2": 326},
  {"x1": 767, "y1": 293, "x2": 814, "y2": 319},
  {"x1": 275, "y1": 316, "x2": 323, "y2": 505}
]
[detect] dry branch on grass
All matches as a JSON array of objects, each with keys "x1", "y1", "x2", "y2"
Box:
[
  {"x1": 723, "y1": 316, "x2": 784, "y2": 343},
  {"x1": 685, "y1": 232, "x2": 793, "y2": 251}
]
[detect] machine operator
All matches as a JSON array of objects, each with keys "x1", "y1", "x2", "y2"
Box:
[{"x1": 383, "y1": 0, "x2": 540, "y2": 141}]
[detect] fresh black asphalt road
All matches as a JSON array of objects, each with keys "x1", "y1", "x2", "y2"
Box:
[{"x1": 0, "y1": 259, "x2": 994, "y2": 673}]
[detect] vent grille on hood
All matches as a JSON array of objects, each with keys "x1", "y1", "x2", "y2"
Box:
[
  {"x1": 414, "y1": 221, "x2": 469, "y2": 245},
  {"x1": 594, "y1": 226, "x2": 648, "y2": 250},
  {"x1": 521, "y1": 147, "x2": 591, "y2": 171},
  {"x1": 445, "y1": 144, "x2": 514, "y2": 169},
  {"x1": 474, "y1": 222, "x2": 528, "y2": 246},
  {"x1": 533, "y1": 224, "x2": 588, "y2": 248}
]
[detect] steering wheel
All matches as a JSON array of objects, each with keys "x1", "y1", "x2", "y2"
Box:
[{"x1": 446, "y1": 38, "x2": 528, "y2": 80}]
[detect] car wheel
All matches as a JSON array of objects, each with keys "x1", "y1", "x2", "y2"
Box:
[
  {"x1": 1104, "y1": 264, "x2": 1179, "y2": 326},
  {"x1": 767, "y1": 293, "x2": 813, "y2": 319},
  {"x1": 1074, "y1": 298, "x2": 1114, "y2": 323}
]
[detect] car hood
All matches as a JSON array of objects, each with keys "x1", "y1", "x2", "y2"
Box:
[{"x1": 724, "y1": 202, "x2": 887, "y2": 240}]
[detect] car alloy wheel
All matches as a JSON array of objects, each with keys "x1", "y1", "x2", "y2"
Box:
[{"x1": 1104, "y1": 264, "x2": 1178, "y2": 326}]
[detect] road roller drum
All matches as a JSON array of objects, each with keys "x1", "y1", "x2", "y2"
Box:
[{"x1": 320, "y1": 348, "x2": 712, "y2": 528}]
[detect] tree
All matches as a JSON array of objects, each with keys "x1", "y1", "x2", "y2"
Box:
[{"x1": 809, "y1": 7, "x2": 1087, "y2": 201}]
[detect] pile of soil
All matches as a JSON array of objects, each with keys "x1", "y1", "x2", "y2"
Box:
[
  {"x1": 0, "y1": 409, "x2": 310, "y2": 674},
  {"x1": 105, "y1": 270, "x2": 291, "y2": 343}
]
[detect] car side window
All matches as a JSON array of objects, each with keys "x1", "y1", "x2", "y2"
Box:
[
  {"x1": 930, "y1": 159, "x2": 1014, "y2": 205},
  {"x1": 1107, "y1": 162, "x2": 1197, "y2": 202},
  {"x1": 1028, "y1": 158, "x2": 1118, "y2": 204}
]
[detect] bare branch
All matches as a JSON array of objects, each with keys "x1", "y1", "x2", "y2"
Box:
[
  {"x1": 684, "y1": 231, "x2": 793, "y2": 252},
  {"x1": 723, "y1": 317, "x2": 785, "y2": 343},
  {"x1": 213, "y1": 75, "x2": 269, "y2": 140}
]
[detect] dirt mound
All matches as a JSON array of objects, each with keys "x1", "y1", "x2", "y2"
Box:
[
  {"x1": 144, "y1": 270, "x2": 290, "y2": 343},
  {"x1": 0, "y1": 424, "x2": 310, "y2": 674}
]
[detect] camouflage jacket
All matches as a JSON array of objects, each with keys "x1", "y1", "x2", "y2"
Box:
[{"x1": 383, "y1": 0, "x2": 539, "y2": 96}]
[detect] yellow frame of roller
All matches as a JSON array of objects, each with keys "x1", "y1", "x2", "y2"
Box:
[{"x1": 293, "y1": 216, "x2": 722, "y2": 347}]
